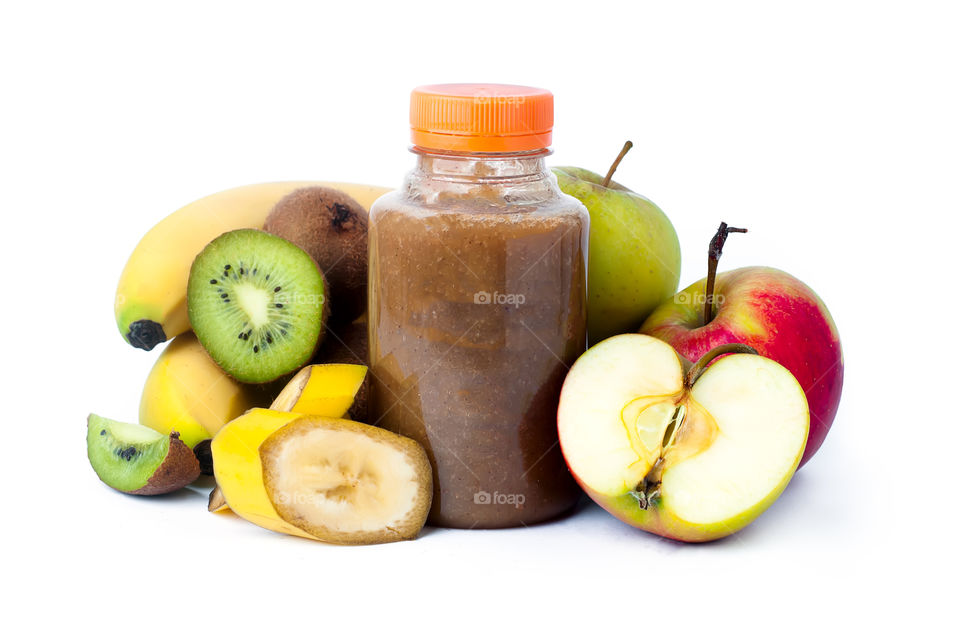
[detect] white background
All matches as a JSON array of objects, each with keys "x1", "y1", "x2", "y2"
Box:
[{"x1": 2, "y1": 1, "x2": 957, "y2": 634}]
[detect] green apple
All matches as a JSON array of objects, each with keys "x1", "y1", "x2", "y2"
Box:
[
  {"x1": 553, "y1": 142, "x2": 681, "y2": 345},
  {"x1": 557, "y1": 334, "x2": 809, "y2": 542}
]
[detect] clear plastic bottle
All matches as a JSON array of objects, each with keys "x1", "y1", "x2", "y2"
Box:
[{"x1": 368, "y1": 84, "x2": 588, "y2": 528}]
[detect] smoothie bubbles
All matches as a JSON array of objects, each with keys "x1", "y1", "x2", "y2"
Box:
[{"x1": 368, "y1": 84, "x2": 589, "y2": 528}]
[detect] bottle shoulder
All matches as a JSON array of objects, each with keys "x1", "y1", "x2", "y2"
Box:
[{"x1": 370, "y1": 173, "x2": 588, "y2": 224}]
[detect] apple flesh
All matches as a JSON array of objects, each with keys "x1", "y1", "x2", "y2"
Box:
[
  {"x1": 558, "y1": 334, "x2": 809, "y2": 542},
  {"x1": 553, "y1": 150, "x2": 681, "y2": 345},
  {"x1": 641, "y1": 266, "x2": 842, "y2": 468}
]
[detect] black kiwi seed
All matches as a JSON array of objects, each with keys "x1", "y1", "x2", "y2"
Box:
[
  {"x1": 275, "y1": 303, "x2": 283, "y2": 308},
  {"x1": 100, "y1": 430, "x2": 106, "y2": 436},
  {"x1": 253, "y1": 345, "x2": 259, "y2": 353},
  {"x1": 210, "y1": 279, "x2": 217, "y2": 284},
  {"x1": 274, "y1": 286, "x2": 281, "y2": 292},
  {"x1": 224, "y1": 264, "x2": 231, "y2": 270},
  {"x1": 118, "y1": 446, "x2": 138, "y2": 461}
]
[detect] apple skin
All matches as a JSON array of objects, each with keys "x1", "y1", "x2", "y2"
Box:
[
  {"x1": 640, "y1": 266, "x2": 842, "y2": 467},
  {"x1": 578, "y1": 466, "x2": 798, "y2": 543},
  {"x1": 553, "y1": 167, "x2": 681, "y2": 346}
]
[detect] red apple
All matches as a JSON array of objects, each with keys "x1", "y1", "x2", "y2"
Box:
[{"x1": 640, "y1": 223, "x2": 842, "y2": 467}]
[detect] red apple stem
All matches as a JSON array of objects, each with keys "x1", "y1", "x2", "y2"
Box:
[
  {"x1": 703, "y1": 222, "x2": 748, "y2": 325},
  {"x1": 686, "y1": 343, "x2": 758, "y2": 388},
  {"x1": 601, "y1": 140, "x2": 633, "y2": 188}
]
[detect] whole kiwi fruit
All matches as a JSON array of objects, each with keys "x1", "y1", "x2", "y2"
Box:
[{"x1": 264, "y1": 187, "x2": 368, "y2": 325}]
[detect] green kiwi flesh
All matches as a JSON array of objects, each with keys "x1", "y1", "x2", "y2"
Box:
[
  {"x1": 187, "y1": 229, "x2": 327, "y2": 384},
  {"x1": 87, "y1": 414, "x2": 200, "y2": 495}
]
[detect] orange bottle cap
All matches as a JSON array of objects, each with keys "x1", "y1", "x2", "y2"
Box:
[{"x1": 410, "y1": 84, "x2": 553, "y2": 153}]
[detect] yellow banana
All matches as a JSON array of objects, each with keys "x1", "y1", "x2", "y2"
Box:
[
  {"x1": 115, "y1": 181, "x2": 391, "y2": 350},
  {"x1": 139, "y1": 333, "x2": 267, "y2": 448},
  {"x1": 210, "y1": 364, "x2": 367, "y2": 536}
]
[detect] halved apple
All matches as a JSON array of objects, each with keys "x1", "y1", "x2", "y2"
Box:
[{"x1": 557, "y1": 334, "x2": 809, "y2": 542}]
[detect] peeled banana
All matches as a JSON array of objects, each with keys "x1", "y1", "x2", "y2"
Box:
[
  {"x1": 261, "y1": 416, "x2": 432, "y2": 544},
  {"x1": 115, "y1": 181, "x2": 391, "y2": 350},
  {"x1": 212, "y1": 410, "x2": 432, "y2": 544},
  {"x1": 210, "y1": 364, "x2": 432, "y2": 544},
  {"x1": 210, "y1": 364, "x2": 368, "y2": 533},
  {"x1": 139, "y1": 332, "x2": 265, "y2": 448}
]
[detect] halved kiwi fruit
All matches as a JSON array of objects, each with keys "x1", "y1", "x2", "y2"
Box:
[
  {"x1": 87, "y1": 414, "x2": 200, "y2": 495},
  {"x1": 187, "y1": 229, "x2": 328, "y2": 384}
]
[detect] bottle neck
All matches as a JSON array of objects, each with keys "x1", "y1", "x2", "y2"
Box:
[{"x1": 411, "y1": 147, "x2": 552, "y2": 184}]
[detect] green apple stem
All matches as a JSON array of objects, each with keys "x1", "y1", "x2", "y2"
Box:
[
  {"x1": 703, "y1": 222, "x2": 748, "y2": 325},
  {"x1": 686, "y1": 343, "x2": 759, "y2": 388},
  {"x1": 601, "y1": 140, "x2": 633, "y2": 187}
]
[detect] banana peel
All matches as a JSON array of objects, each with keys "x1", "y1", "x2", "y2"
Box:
[{"x1": 270, "y1": 364, "x2": 367, "y2": 414}]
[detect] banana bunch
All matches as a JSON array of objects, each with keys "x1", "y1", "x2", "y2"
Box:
[{"x1": 115, "y1": 181, "x2": 390, "y2": 350}]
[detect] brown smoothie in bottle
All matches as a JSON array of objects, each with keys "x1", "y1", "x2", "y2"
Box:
[{"x1": 369, "y1": 190, "x2": 587, "y2": 528}]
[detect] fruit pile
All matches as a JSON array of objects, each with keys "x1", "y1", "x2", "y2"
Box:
[
  {"x1": 89, "y1": 145, "x2": 842, "y2": 545},
  {"x1": 92, "y1": 183, "x2": 432, "y2": 544}
]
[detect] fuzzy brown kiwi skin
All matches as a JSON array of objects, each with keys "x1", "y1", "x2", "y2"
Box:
[
  {"x1": 264, "y1": 188, "x2": 368, "y2": 326},
  {"x1": 127, "y1": 432, "x2": 201, "y2": 495},
  {"x1": 313, "y1": 318, "x2": 369, "y2": 421}
]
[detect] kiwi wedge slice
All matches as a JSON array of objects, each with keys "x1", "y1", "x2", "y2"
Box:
[
  {"x1": 87, "y1": 414, "x2": 200, "y2": 495},
  {"x1": 187, "y1": 229, "x2": 328, "y2": 384}
]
